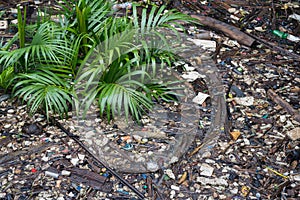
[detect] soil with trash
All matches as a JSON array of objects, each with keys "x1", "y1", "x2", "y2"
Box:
[{"x1": 0, "y1": 0, "x2": 300, "y2": 200}]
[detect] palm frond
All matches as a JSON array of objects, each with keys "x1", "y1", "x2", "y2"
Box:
[
  {"x1": 13, "y1": 70, "x2": 72, "y2": 119},
  {"x1": 97, "y1": 80, "x2": 153, "y2": 122},
  {"x1": 0, "y1": 22, "x2": 75, "y2": 73},
  {"x1": 0, "y1": 66, "x2": 14, "y2": 90}
]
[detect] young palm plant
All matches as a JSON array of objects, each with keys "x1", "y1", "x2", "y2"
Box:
[
  {"x1": 0, "y1": 0, "x2": 194, "y2": 123},
  {"x1": 75, "y1": 2, "x2": 195, "y2": 122},
  {"x1": 0, "y1": 8, "x2": 82, "y2": 119}
]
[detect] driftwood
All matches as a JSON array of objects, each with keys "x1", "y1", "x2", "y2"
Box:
[
  {"x1": 267, "y1": 89, "x2": 300, "y2": 123},
  {"x1": 191, "y1": 14, "x2": 255, "y2": 47}
]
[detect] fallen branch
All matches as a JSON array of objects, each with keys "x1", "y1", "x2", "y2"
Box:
[
  {"x1": 191, "y1": 14, "x2": 255, "y2": 47},
  {"x1": 267, "y1": 89, "x2": 300, "y2": 123}
]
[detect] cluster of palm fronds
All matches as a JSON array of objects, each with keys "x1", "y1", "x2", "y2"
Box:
[{"x1": 0, "y1": 0, "x2": 194, "y2": 121}]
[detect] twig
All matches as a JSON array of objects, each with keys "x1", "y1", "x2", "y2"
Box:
[
  {"x1": 52, "y1": 118, "x2": 145, "y2": 200},
  {"x1": 267, "y1": 89, "x2": 300, "y2": 123}
]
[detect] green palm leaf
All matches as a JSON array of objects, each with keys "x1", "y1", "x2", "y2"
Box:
[
  {"x1": 0, "y1": 22, "x2": 75, "y2": 73},
  {"x1": 13, "y1": 70, "x2": 72, "y2": 119}
]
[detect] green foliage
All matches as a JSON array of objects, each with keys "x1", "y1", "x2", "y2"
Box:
[
  {"x1": 0, "y1": 66, "x2": 14, "y2": 91},
  {"x1": 17, "y1": 6, "x2": 26, "y2": 49},
  {"x1": 13, "y1": 70, "x2": 72, "y2": 119},
  {"x1": 145, "y1": 81, "x2": 183, "y2": 102},
  {"x1": 0, "y1": 0, "x2": 194, "y2": 122},
  {"x1": 0, "y1": 22, "x2": 75, "y2": 72},
  {"x1": 59, "y1": 0, "x2": 112, "y2": 46}
]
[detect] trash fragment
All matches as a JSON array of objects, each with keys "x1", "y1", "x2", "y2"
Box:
[
  {"x1": 165, "y1": 169, "x2": 176, "y2": 180},
  {"x1": 31, "y1": 168, "x2": 37, "y2": 173},
  {"x1": 265, "y1": 166, "x2": 288, "y2": 179},
  {"x1": 230, "y1": 85, "x2": 245, "y2": 97},
  {"x1": 45, "y1": 171, "x2": 59, "y2": 179},
  {"x1": 196, "y1": 176, "x2": 228, "y2": 186},
  {"x1": 188, "y1": 143, "x2": 204, "y2": 157},
  {"x1": 199, "y1": 163, "x2": 214, "y2": 177},
  {"x1": 0, "y1": 20, "x2": 8, "y2": 29},
  {"x1": 78, "y1": 154, "x2": 85, "y2": 160},
  {"x1": 61, "y1": 170, "x2": 71, "y2": 176},
  {"x1": 288, "y1": 13, "x2": 300, "y2": 21},
  {"x1": 170, "y1": 185, "x2": 180, "y2": 191},
  {"x1": 70, "y1": 157, "x2": 79, "y2": 166},
  {"x1": 230, "y1": 131, "x2": 241, "y2": 141},
  {"x1": 181, "y1": 71, "x2": 205, "y2": 82},
  {"x1": 286, "y1": 127, "x2": 300, "y2": 141},
  {"x1": 187, "y1": 38, "x2": 216, "y2": 50},
  {"x1": 112, "y1": 2, "x2": 132, "y2": 11},
  {"x1": 22, "y1": 123, "x2": 43, "y2": 135},
  {"x1": 177, "y1": 171, "x2": 188, "y2": 184},
  {"x1": 232, "y1": 96, "x2": 254, "y2": 106},
  {"x1": 241, "y1": 186, "x2": 250, "y2": 197},
  {"x1": 192, "y1": 92, "x2": 210, "y2": 105},
  {"x1": 122, "y1": 143, "x2": 133, "y2": 150},
  {"x1": 69, "y1": 168, "x2": 112, "y2": 192},
  {"x1": 272, "y1": 30, "x2": 300, "y2": 42}
]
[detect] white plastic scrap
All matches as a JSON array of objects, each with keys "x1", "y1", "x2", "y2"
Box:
[
  {"x1": 187, "y1": 38, "x2": 216, "y2": 50},
  {"x1": 181, "y1": 71, "x2": 206, "y2": 82},
  {"x1": 196, "y1": 176, "x2": 228, "y2": 186},
  {"x1": 192, "y1": 92, "x2": 210, "y2": 105},
  {"x1": 0, "y1": 20, "x2": 8, "y2": 30},
  {"x1": 165, "y1": 169, "x2": 176, "y2": 180},
  {"x1": 199, "y1": 163, "x2": 214, "y2": 177},
  {"x1": 183, "y1": 64, "x2": 195, "y2": 72},
  {"x1": 78, "y1": 154, "x2": 85, "y2": 160},
  {"x1": 112, "y1": 2, "x2": 132, "y2": 11},
  {"x1": 70, "y1": 158, "x2": 79, "y2": 166},
  {"x1": 233, "y1": 96, "x2": 255, "y2": 106},
  {"x1": 289, "y1": 13, "x2": 300, "y2": 22},
  {"x1": 170, "y1": 185, "x2": 180, "y2": 191}
]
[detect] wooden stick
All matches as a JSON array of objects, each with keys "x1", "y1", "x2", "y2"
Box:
[
  {"x1": 191, "y1": 14, "x2": 255, "y2": 47},
  {"x1": 267, "y1": 89, "x2": 300, "y2": 123}
]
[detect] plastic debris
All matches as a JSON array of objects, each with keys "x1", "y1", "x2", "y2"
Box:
[
  {"x1": 165, "y1": 169, "x2": 176, "y2": 180},
  {"x1": 230, "y1": 131, "x2": 241, "y2": 141},
  {"x1": 122, "y1": 143, "x2": 133, "y2": 150},
  {"x1": 265, "y1": 166, "x2": 288, "y2": 179},
  {"x1": 272, "y1": 30, "x2": 300, "y2": 42},
  {"x1": 199, "y1": 163, "x2": 214, "y2": 177},
  {"x1": 187, "y1": 38, "x2": 216, "y2": 50},
  {"x1": 45, "y1": 171, "x2": 59, "y2": 179},
  {"x1": 70, "y1": 157, "x2": 79, "y2": 166},
  {"x1": 31, "y1": 168, "x2": 37, "y2": 173},
  {"x1": 241, "y1": 186, "x2": 250, "y2": 197},
  {"x1": 192, "y1": 92, "x2": 210, "y2": 105},
  {"x1": 78, "y1": 154, "x2": 85, "y2": 160},
  {"x1": 170, "y1": 185, "x2": 180, "y2": 191},
  {"x1": 0, "y1": 20, "x2": 8, "y2": 29},
  {"x1": 112, "y1": 2, "x2": 132, "y2": 11},
  {"x1": 286, "y1": 127, "x2": 300, "y2": 141},
  {"x1": 61, "y1": 170, "x2": 71, "y2": 176},
  {"x1": 181, "y1": 71, "x2": 206, "y2": 82},
  {"x1": 288, "y1": 13, "x2": 300, "y2": 22},
  {"x1": 177, "y1": 171, "x2": 188, "y2": 184},
  {"x1": 232, "y1": 96, "x2": 255, "y2": 106},
  {"x1": 196, "y1": 177, "x2": 228, "y2": 186}
]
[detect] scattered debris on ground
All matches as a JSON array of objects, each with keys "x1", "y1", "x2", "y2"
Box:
[{"x1": 0, "y1": 0, "x2": 299, "y2": 199}]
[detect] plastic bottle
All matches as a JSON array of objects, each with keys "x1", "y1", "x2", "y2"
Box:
[{"x1": 272, "y1": 30, "x2": 300, "y2": 42}]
